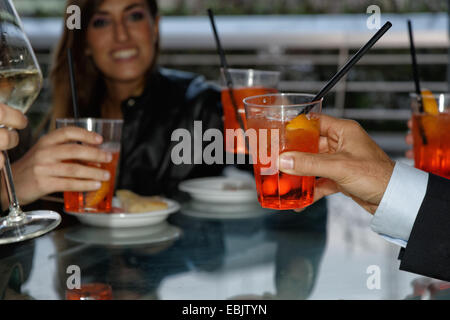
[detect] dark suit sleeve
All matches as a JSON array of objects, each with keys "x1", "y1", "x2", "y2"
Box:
[{"x1": 399, "y1": 174, "x2": 450, "y2": 281}]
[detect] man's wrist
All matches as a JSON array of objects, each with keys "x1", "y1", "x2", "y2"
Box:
[{"x1": 370, "y1": 161, "x2": 428, "y2": 242}]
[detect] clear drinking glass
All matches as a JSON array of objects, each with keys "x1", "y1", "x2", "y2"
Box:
[
  {"x1": 410, "y1": 92, "x2": 450, "y2": 179},
  {"x1": 56, "y1": 119, "x2": 123, "y2": 213},
  {"x1": 0, "y1": 0, "x2": 61, "y2": 244},
  {"x1": 221, "y1": 69, "x2": 280, "y2": 154},
  {"x1": 244, "y1": 93, "x2": 322, "y2": 210}
]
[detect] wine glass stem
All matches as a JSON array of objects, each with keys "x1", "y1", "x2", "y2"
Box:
[{"x1": 2, "y1": 150, "x2": 24, "y2": 221}]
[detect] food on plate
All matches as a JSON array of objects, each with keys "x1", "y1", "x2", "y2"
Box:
[{"x1": 116, "y1": 190, "x2": 168, "y2": 213}]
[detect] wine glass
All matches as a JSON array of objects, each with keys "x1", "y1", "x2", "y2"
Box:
[{"x1": 0, "y1": 0, "x2": 61, "y2": 244}]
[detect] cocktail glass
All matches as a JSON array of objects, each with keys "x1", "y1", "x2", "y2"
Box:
[
  {"x1": 56, "y1": 118, "x2": 123, "y2": 213},
  {"x1": 66, "y1": 283, "x2": 113, "y2": 300},
  {"x1": 244, "y1": 93, "x2": 322, "y2": 210},
  {"x1": 411, "y1": 92, "x2": 450, "y2": 179},
  {"x1": 221, "y1": 68, "x2": 280, "y2": 154}
]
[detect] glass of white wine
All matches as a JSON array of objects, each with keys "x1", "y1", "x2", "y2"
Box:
[{"x1": 0, "y1": 0, "x2": 60, "y2": 244}]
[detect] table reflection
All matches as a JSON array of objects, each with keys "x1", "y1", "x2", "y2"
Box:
[
  {"x1": 54, "y1": 198, "x2": 327, "y2": 300},
  {"x1": 1, "y1": 197, "x2": 448, "y2": 300}
]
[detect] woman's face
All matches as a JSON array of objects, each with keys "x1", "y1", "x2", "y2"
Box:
[{"x1": 86, "y1": 0, "x2": 159, "y2": 84}]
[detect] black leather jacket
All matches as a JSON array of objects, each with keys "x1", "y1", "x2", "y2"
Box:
[{"x1": 117, "y1": 68, "x2": 225, "y2": 197}]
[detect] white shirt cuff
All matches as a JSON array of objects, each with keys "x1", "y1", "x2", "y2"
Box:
[{"x1": 370, "y1": 161, "x2": 429, "y2": 247}]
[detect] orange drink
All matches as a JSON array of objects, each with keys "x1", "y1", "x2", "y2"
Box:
[
  {"x1": 411, "y1": 92, "x2": 450, "y2": 179},
  {"x1": 56, "y1": 118, "x2": 123, "y2": 213},
  {"x1": 221, "y1": 69, "x2": 280, "y2": 154},
  {"x1": 63, "y1": 150, "x2": 120, "y2": 213},
  {"x1": 66, "y1": 283, "x2": 113, "y2": 300},
  {"x1": 244, "y1": 93, "x2": 322, "y2": 210}
]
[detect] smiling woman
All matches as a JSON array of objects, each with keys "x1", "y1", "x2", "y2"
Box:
[
  {"x1": 51, "y1": 0, "x2": 160, "y2": 120},
  {"x1": 4, "y1": 0, "x2": 226, "y2": 208}
]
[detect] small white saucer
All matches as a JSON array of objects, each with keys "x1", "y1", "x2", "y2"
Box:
[
  {"x1": 65, "y1": 197, "x2": 180, "y2": 228},
  {"x1": 178, "y1": 177, "x2": 258, "y2": 204}
]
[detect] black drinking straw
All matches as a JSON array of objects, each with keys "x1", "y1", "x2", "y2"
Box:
[
  {"x1": 207, "y1": 9, "x2": 245, "y2": 133},
  {"x1": 67, "y1": 48, "x2": 80, "y2": 120},
  {"x1": 301, "y1": 21, "x2": 393, "y2": 115},
  {"x1": 407, "y1": 19, "x2": 428, "y2": 145}
]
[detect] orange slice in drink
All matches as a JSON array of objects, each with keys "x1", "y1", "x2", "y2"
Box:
[
  {"x1": 421, "y1": 89, "x2": 439, "y2": 115},
  {"x1": 262, "y1": 176, "x2": 292, "y2": 196},
  {"x1": 85, "y1": 181, "x2": 110, "y2": 208},
  {"x1": 286, "y1": 114, "x2": 319, "y2": 131},
  {"x1": 278, "y1": 177, "x2": 292, "y2": 196},
  {"x1": 262, "y1": 176, "x2": 278, "y2": 196}
]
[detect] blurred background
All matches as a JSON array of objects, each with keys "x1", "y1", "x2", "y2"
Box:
[{"x1": 12, "y1": 0, "x2": 450, "y2": 157}]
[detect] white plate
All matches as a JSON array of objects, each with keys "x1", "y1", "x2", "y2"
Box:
[
  {"x1": 178, "y1": 177, "x2": 258, "y2": 204},
  {"x1": 181, "y1": 200, "x2": 270, "y2": 220},
  {"x1": 64, "y1": 221, "x2": 181, "y2": 246},
  {"x1": 65, "y1": 197, "x2": 180, "y2": 228}
]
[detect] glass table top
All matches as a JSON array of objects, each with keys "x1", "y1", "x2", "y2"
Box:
[{"x1": 0, "y1": 194, "x2": 448, "y2": 300}]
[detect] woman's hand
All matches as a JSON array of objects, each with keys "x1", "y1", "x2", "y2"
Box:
[
  {"x1": 6, "y1": 127, "x2": 113, "y2": 207},
  {"x1": 0, "y1": 103, "x2": 28, "y2": 166},
  {"x1": 279, "y1": 114, "x2": 395, "y2": 214}
]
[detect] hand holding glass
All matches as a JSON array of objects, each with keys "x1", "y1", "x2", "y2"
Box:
[
  {"x1": 56, "y1": 119, "x2": 123, "y2": 213},
  {"x1": 0, "y1": 0, "x2": 61, "y2": 244}
]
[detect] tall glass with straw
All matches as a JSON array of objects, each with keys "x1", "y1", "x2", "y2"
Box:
[
  {"x1": 407, "y1": 19, "x2": 428, "y2": 146},
  {"x1": 243, "y1": 22, "x2": 392, "y2": 210},
  {"x1": 207, "y1": 9, "x2": 281, "y2": 155},
  {"x1": 0, "y1": 0, "x2": 61, "y2": 244}
]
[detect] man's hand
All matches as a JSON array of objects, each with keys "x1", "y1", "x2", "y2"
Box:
[{"x1": 279, "y1": 114, "x2": 395, "y2": 214}]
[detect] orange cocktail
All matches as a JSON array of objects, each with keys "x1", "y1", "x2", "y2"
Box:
[
  {"x1": 66, "y1": 283, "x2": 113, "y2": 300},
  {"x1": 56, "y1": 118, "x2": 123, "y2": 213},
  {"x1": 411, "y1": 92, "x2": 450, "y2": 179},
  {"x1": 64, "y1": 150, "x2": 120, "y2": 213},
  {"x1": 244, "y1": 93, "x2": 322, "y2": 210},
  {"x1": 221, "y1": 69, "x2": 280, "y2": 154}
]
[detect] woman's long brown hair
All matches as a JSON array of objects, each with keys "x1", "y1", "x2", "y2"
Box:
[{"x1": 50, "y1": 0, "x2": 159, "y2": 123}]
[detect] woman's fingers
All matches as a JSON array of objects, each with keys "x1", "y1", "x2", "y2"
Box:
[
  {"x1": 0, "y1": 128, "x2": 19, "y2": 150},
  {"x1": 37, "y1": 126, "x2": 103, "y2": 147},
  {"x1": 0, "y1": 103, "x2": 28, "y2": 129},
  {"x1": 34, "y1": 163, "x2": 111, "y2": 182},
  {"x1": 43, "y1": 177, "x2": 103, "y2": 194},
  {"x1": 38, "y1": 144, "x2": 112, "y2": 164}
]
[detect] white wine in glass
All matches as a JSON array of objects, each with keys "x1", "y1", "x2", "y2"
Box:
[
  {"x1": 0, "y1": 0, "x2": 61, "y2": 245},
  {"x1": 0, "y1": 69, "x2": 43, "y2": 113}
]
